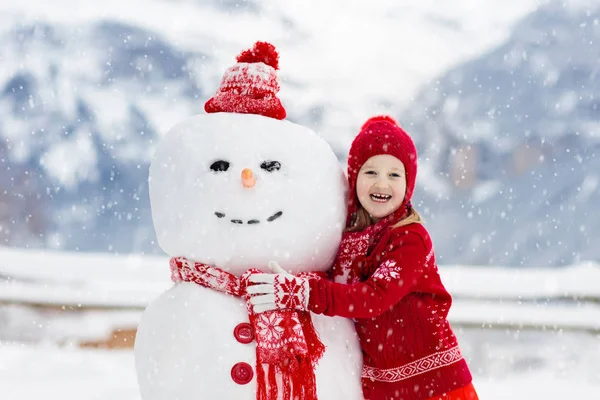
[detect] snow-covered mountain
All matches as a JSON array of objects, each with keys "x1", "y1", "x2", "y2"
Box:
[
  {"x1": 2, "y1": 0, "x2": 597, "y2": 266},
  {"x1": 0, "y1": 20, "x2": 204, "y2": 252},
  {"x1": 402, "y1": 1, "x2": 600, "y2": 266}
]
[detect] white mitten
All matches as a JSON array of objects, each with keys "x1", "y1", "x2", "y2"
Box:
[{"x1": 247, "y1": 261, "x2": 310, "y2": 314}]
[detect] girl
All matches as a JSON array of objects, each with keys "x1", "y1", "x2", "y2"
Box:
[{"x1": 248, "y1": 116, "x2": 478, "y2": 400}]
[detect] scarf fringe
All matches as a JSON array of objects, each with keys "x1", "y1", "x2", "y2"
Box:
[
  {"x1": 256, "y1": 360, "x2": 320, "y2": 400},
  {"x1": 290, "y1": 358, "x2": 319, "y2": 400},
  {"x1": 300, "y1": 313, "x2": 326, "y2": 363},
  {"x1": 268, "y1": 364, "x2": 278, "y2": 399},
  {"x1": 257, "y1": 363, "x2": 267, "y2": 400}
]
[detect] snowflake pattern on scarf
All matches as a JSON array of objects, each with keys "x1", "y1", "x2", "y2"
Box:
[{"x1": 255, "y1": 312, "x2": 285, "y2": 343}]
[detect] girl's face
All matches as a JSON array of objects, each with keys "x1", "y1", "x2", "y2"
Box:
[{"x1": 356, "y1": 154, "x2": 407, "y2": 221}]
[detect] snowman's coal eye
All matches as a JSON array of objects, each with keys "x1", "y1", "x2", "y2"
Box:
[
  {"x1": 210, "y1": 160, "x2": 230, "y2": 172},
  {"x1": 260, "y1": 161, "x2": 281, "y2": 172}
]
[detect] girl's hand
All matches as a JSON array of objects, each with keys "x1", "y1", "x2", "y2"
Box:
[{"x1": 247, "y1": 261, "x2": 310, "y2": 313}]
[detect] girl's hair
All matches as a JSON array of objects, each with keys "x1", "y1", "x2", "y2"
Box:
[{"x1": 346, "y1": 204, "x2": 423, "y2": 232}]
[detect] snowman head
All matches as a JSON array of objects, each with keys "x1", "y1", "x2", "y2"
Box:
[
  {"x1": 149, "y1": 42, "x2": 347, "y2": 275},
  {"x1": 150, "y1": 113, "x2": 347, "y2": 275}
]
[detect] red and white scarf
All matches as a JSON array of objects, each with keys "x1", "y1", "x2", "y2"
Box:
[{"x1": 170, "y1": 257, "x2": 325, "y2": 400}]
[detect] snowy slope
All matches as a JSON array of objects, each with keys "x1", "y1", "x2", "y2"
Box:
[{"x1": 0, "y1": 0, "x2": 542, "y2": 257}]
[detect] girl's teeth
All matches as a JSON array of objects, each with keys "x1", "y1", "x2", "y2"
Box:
[{"x1": 370, "y1": 194, "x2": 391, "y2": 203}]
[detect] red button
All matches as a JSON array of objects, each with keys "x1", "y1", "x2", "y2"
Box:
[
  {"x1": 231, "y1": 362, "x2": 253, "y2": 385},
  {"x1": 233, "y1": 323, "x2": 254, "y2": 344}
]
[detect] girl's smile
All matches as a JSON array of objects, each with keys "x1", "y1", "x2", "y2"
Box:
[{"x1": 369, "y1": 193, "x2": 392, "y2": 203}]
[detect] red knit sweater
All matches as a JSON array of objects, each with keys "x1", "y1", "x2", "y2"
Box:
[{"x1": 308, "y1": 223, "x2": 472, "y2": 400}]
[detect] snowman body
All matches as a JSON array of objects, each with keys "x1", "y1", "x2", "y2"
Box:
[{"x1": 135, "y1": 113, "x2": 363, "y2": 399}]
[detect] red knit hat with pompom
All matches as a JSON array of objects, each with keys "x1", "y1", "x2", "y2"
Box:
[
  {"x1": 204, "y1": 41, "x2": 286, "y2": 120},
  {"x1": 346, "y1": 115, "x2": 418, "y2": 220}
]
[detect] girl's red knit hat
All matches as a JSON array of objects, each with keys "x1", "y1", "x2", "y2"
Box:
[{"x1": 346, "y1": 115, "x2": 418, "y2": 220}]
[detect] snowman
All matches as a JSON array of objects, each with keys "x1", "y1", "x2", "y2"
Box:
[{"x1": 134, "y1": 42, "x2": 363, "y2": 400}]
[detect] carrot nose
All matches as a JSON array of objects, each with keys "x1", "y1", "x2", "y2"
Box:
[{"x1": 241, "y1": 168, "x2": 256, "y2": 188}]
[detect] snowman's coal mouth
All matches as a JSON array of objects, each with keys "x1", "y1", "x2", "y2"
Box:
[{"x1": 214, "y1": 211, "x2": 283, "y2": 225}]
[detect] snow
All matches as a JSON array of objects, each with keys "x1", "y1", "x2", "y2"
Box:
[
  {"x1": 0, "y1": 246, "x2": 169, "y2": 285},
  {"x1": 444, "y1": 263, "x2": 600, "y2": 300},
  {"x1": 1, "y1": 247, "x2": 599, "y2": 398},
  {"x1": 1, "y1": 332, "x2": 598, "y2": 400},
  {"x1": 148, "y1": 112, "x2": 347, "y2": 274},
  {"x1": 450, "y1": 299, "x2": 600, "y2": 333}
]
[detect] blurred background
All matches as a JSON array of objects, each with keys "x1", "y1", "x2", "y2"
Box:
[{"x1": 0, "y1": 0, "x2": 599, "y2": 399}]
